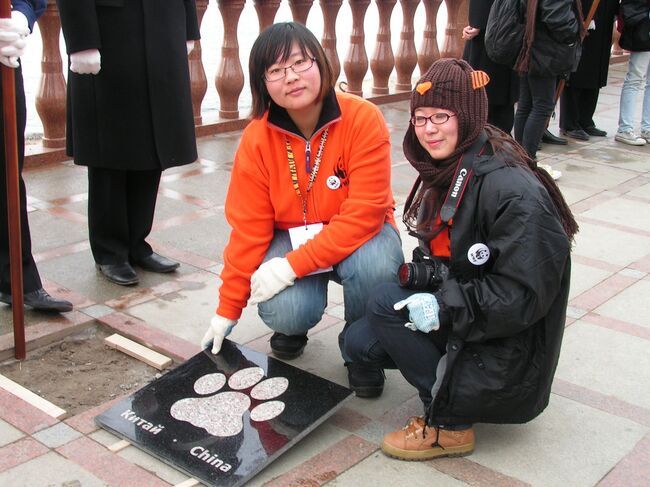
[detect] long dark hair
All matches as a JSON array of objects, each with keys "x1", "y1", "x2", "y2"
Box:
[
  {"x1": 403, "y1": 125, "x2": 578, "y2": 242},
  {"x1": 248, "y1": 22, "x2": 335, "y2": 119}
]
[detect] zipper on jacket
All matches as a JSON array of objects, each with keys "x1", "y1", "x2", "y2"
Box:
[{"x1": 305, "y1": 141, "x2": 312, "y2": 174}]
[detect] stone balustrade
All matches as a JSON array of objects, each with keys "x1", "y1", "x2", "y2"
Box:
[{"x1": 28, "y1": 0, "x2": 469, "y2": 163}]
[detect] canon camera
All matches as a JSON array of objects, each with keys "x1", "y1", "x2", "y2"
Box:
[{"x1": 397, "y1": 247, "x2": 449, "y2": 291}]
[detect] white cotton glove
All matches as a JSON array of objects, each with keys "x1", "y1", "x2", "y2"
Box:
[
  {"x1": 201, "y1": 315, "x2": 237, "y2": 354},
  {"x1": 588, "y1": 20, "x2": 596, "y2": 31},
  {"x1": 394, "y1": 293, "x2": 441, "y2": 333},
  {"x1": 249, "y1": 257, "x2": 297, "y2": 305},
  {"x1": 70, "y1": 49, "x2": 101, "y2": 75},
  {"x1": 0, "y1": 11, "x2": 30, "y2": 68},
  {"x1": 186, "y1": 40, "x2": 195, "y2": 55}
]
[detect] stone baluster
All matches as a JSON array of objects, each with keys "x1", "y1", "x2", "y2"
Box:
[
  {"x1": 35, "y1": 1, "x2": 66, "y2": 149},
  {"x1": 343, "y1": 0, "x2": 371, "y2": 96},
  {"x1": 216, "y1": 0, "x2": 245, "y2": 119},
  {"x1": 440, "y1": 0, "x2": 467, "y2": 59},
  {"x1": 394, "y1": 0, "x2": 419, "y2": 91},
  {"x1": 289, "y1": 0, "x2": 314, "y2": 24},
  {"x1": 320, "y1": 0, "x2": 343, "y2": 81},
  {"x1": 190, "y1": 0, "x2": 208, "y2": 126},
  {"x1": 254, "y1": 0, "x2": 282, "y2": 32},
  {"x1": 370, "y1": 0, "x2": 396, "y2": 94},
  {"x1": 418, "y1": 0, "x2": 442, "y2": 74}
]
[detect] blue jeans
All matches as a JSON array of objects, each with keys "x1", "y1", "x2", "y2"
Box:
[
  {"x1": 618, "y1": 51, "x2": 650, "y2": 133},
  {"x1": 514, "y1": 74, "x2": 556, "y2": 158},
  {"x1": 257, "y1": 223, "x2": 404, "y2": 360}
]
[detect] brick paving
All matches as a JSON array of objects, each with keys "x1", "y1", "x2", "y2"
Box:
[{"x1": 1, "y1": 62, "x2": 649, "y2": 486}]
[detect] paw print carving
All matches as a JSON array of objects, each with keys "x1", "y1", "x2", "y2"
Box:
[{"x1": 170, "y1": 367, "x2": 288, "y2": 437}]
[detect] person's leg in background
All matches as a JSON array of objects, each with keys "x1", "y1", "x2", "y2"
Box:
[
  {"x1": 616, "y1": 51, "x2": 650, "y2": 145},
  {"x1": 0, "y1": 66, "x2": 71, "y2": 312},
  {"x1": 579, "y1": 88, "x2": 606, "y2": 136},
  {"x1": 640, "y1": 53, "x2": 650, "y2": 141},
  {"x1": 560, "y1": 84, "x2": 590, "y2": 140},
  {"x1": 516, "y1": 74, "x2": 556, "y2": 158}
]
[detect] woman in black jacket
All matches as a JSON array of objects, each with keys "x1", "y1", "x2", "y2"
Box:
[
  {"x1": 343, "y1": 59, "x2": 576, "y2": 460},
  {"x1": 513, "y1": 0, "x2": 584, "y2": 158}
]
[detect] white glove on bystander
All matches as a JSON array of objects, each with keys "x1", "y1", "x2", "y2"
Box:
[
  {"x1": 70, "y1": 49, "x2": 101, "y2": 75},
  {"x1": 0, "y1": 11, "x2": 29, "y2": 68},
  {"x1": 201, "y1": 315, "x2": 237, "y2": 354},
  {"x1": 249, "y1": 257, "x2": 297, "y2": 304},
  {"x1": 186, "y1": 40, "x2": 195, "y2": 55},
  {"x1": 394, "y1": 293, "x2": 441, "y2": 333}
]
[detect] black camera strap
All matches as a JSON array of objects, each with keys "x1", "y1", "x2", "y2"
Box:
[{"x1": 439, "y1": 131, "x2": 488, "y2": 225}]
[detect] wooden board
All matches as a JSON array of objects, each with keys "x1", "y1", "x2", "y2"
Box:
[
  {"x1": 104, "y1": 334, "x2": 172, "y2": 370},
  {"x1": 0, "y1": 374, "x2": 67, "y2": 419}
]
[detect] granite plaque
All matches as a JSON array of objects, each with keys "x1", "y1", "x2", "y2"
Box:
[{"x1": 96, "y1": 340, "x2": 353, "y2": 487}]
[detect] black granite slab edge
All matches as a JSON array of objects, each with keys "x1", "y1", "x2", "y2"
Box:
[
  {"x1": 95, "y1": 340, "x2": 354, "y2": 487},
  {"x1": 96, "y1": 392, "x2": 354, "y2": 487}
]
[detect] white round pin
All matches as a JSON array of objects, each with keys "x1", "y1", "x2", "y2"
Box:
[
  {"x1": 326, "y1": 176, "x2": 341, "y2": 190},
  {"x1": 467, "y1": 243, "x2": 490, "y2": 265}
]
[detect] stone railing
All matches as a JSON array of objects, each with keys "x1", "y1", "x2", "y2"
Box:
[{"x1": 27, "y1": 0, "x2": 469, "y2": 164}]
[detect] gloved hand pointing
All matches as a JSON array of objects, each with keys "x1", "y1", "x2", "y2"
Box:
[
  {"x1": 201, "y1": 315, "x2": 237, "y2": 354},
  {"x1": 249, "y1": 257, "x2": 297, "y2": 304},
  {"x1": 70, "y1": 49, "x2": 101, "y2": 75},
  {"x1": 0, "y1": 11, "x2": 30, "y2": 68},
  {"x1": 393, "y1": 293, "x2": 441, "y2": 333}
]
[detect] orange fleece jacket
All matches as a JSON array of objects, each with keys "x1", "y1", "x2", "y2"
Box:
[{"x1": 217, "y1": 92, "x2": 396, "y2": 319}]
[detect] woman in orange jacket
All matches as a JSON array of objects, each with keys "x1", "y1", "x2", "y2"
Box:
[{"x1": 201, "y1": 22, "x2": 404, "y2": 397}]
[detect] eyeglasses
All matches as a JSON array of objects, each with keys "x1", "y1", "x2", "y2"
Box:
[
  {"x1": 264, "y1": 57, "x2": 316, "y2": 82},
  {"x1": 410, "y1": 113, "x2": 457, "y2": 126}
]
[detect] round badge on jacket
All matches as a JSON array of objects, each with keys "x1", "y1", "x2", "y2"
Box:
[
  {"x1": 467, "y1": 243, "x2": 490, "y2": 265},
  {"x1": 326, "y1": 176, "x2": 341, "y2": 190}
]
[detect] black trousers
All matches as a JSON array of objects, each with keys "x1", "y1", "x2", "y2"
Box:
[
  {"x1": 87, "y1": 167, "x2": 161, "y2": 265},
  {"x1": 559, "y1": 86, "x2": 600, "y2": 131},
  {"x1": 343, "y1": 282, "x2": 449, "y2": 408},
  {"x1": 0, "y1": 66, "x2": 42, "y2": 294},
  {"x1": 514, "y1": 74, "x2": 556, "y2": 158},
  {"x1": 488, "y1": 103, "x2": 515, "y2": 135}
]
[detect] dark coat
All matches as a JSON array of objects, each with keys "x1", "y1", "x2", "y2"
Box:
[
  {"x1": 569, "y1": 0, "x2": 618, "y2": 88},
  {"x1": 463, "y1": 0, "x2": 519, "y2": 106},
  {"x1": 57, "y1": 0, "x2": 200, "y2": 170},
  {"x1": 427, "y1": 143, "x2": 571, "y2": 425},
  {"x1": 529, "y1": 0, "x2": 582, "y2": 77},
  {"x1": 619, "y1": 0, "x2": 650, "y2": 51}
]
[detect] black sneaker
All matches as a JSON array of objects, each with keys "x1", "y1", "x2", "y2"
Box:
[
  {"x1": 346, "y1": 363, "x2": 385, "y2": 398},
  {"x1": 270, "y1": 332, "x2": 308, "y2": 359}
]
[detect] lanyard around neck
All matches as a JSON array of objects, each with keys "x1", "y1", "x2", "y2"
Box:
[{"x1": 286, "y1": 128, "x2": 329, "y2": 226}]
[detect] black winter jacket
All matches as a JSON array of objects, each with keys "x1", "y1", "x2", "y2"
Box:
[
  {"x1": 529, "y1": 0, "x2": 582, "y2": 76},
  {"x1": 427, "y1": 139, "x2": 571, "y2": 425},
  {"x1": 619, "y1": 0, "x2": 650, "y2": 51}
]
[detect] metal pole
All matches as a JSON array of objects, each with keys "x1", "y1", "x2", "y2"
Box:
[{"x1": 1, "y1": 0, "x2": 26, "y2": 360}]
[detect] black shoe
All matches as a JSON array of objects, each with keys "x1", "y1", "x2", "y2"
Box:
[
  {"x1": 346, "y1": 363, "x2": 385, "y2": 398},
  {"x1": 270, "y1": 332, "x2": 308, "y2": 359},
  {"x1": 96, "y1": 262, "x2": 139, "y2": 286},
  {"x1": 0, "y1": 288, "x2": 73, "y2": 312},
  {"x1": 561, "y1": 128, "x2": 590, "y2": 141},
  {"x1": 541, "y1": 129, "x2": 568, "y2": 145},
  {"x1": 584, "y1": 126, "x2": 607, "y2": 137},
  {"x1": 132, "y1": 252, "x2": 180, "y2": 273}
]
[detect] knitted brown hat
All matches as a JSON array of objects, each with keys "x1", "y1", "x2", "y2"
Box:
[{"x1": 403, "y1": 59, "x2": 489, "y2": 179}]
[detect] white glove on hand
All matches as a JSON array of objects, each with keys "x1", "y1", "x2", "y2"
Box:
[
  {"x1": 394, "y1": 293, "x2": 441, "y2": 333},
  {"x1": 0, "y1": 11, "x2": 29, "y2": 68},
  {"x1": 249, "y1": 257, "x2": 297, "y2": 304},
  {"x1": 186, "y1": 40, "x2": 195, "y2": 55},
  {"x1": 70, "y1": 49, "x2": 101, "y2": 75},
  {"x1": 201, "y1": 315, "x2": 237, "y2": 354}
]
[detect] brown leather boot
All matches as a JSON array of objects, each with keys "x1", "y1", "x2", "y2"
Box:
[{"x1": 381, "y1": 416, "x2": 474, "y2": 460}]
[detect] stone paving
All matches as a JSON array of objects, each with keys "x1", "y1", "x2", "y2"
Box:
[{"x1": 1, "y1": 62, "x2": 650, "y2": 486}]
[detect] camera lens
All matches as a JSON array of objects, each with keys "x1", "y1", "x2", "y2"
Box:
[{"x1": 397, "y1": 263, "x2": 414, "y2": 287}]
